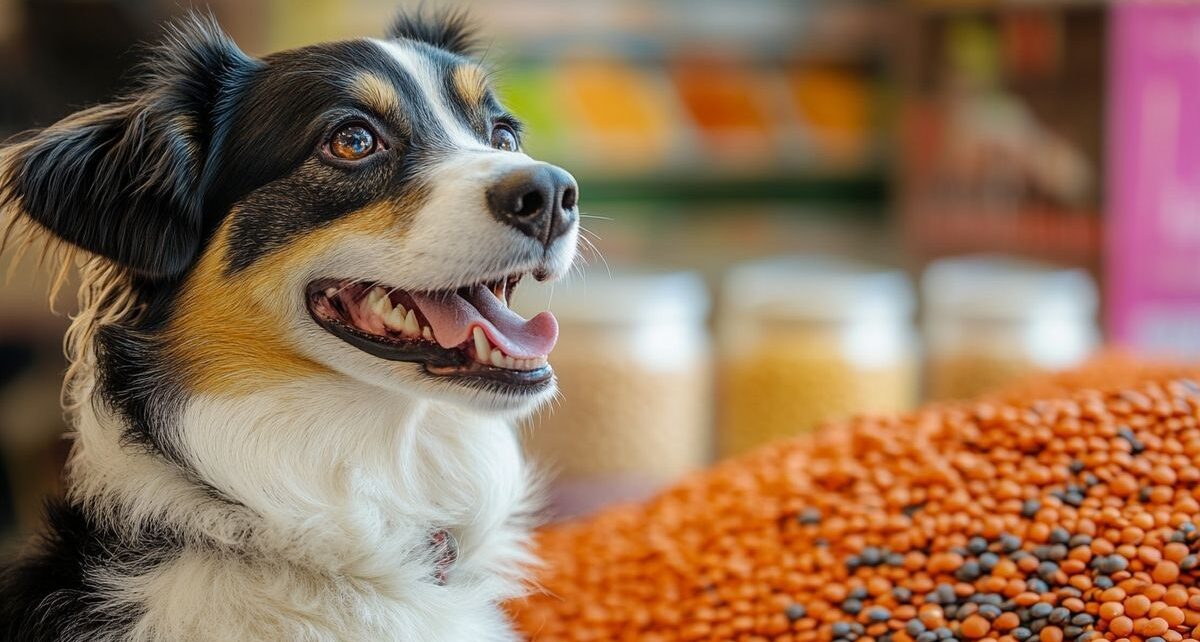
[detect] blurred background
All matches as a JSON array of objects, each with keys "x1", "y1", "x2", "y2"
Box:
[{"x1": 0, "y1": 0, "x2": 1197, "y2": 537}]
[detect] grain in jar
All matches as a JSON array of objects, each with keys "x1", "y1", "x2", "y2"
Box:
[
  {"x1": 516, "y1": 271, "x2": 711, "y2": 517},
  {"x1": 718, "y1": 256, "x2": 917, "y2": 457},
  {"x1": 923, "y1": 255, "x2": 1100, "y2": 400}
]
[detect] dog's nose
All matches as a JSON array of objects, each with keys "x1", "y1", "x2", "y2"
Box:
[{"x1": 486, "y1": 164, "x2": 578, "y2": 246}]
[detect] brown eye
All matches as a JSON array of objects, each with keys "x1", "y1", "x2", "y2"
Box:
[
  {"x1": 329, "y1": 124, "x2": 377, "y2": 160},
  {"x1": 490, "y1": 123, "x2": 518, "y2": 152}
]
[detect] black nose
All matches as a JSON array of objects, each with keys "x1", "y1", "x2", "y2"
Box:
[{"x1": 486, "y1": 164, "x2": 578, "y2": 246}]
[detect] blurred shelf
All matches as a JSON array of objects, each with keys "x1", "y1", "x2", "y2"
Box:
[
  {"x1": 478, "y1": 1, "x2": 893, "y2": 61},
  {"x1": 579, "y1": 171, "x2": 888, "y2": 206},
  {"x1": 909, "y1": 0, "x2": 1107, "y2": 13},
  {"x1": 907, "y1": 206, "x2": 1101, "y2": 264}
]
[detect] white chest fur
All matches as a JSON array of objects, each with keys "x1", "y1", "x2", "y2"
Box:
[{"x1": 69, "y1": 377, "x2": 537, "y2": 642}]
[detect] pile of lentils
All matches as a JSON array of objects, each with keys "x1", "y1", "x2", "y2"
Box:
[{"x1": 510, "y1": 373, "x2": 1200, "y2": 642}]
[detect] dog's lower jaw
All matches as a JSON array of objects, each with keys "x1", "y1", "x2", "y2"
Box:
[{"x1": 46, "y1": 378, "x2": 538, "y2": 642}]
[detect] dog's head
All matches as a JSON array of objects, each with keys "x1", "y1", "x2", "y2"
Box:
[{"x1": 0, "y1": 13, "x2": 578, "y2": 416}]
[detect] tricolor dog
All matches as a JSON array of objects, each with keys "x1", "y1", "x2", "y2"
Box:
[{"x1": 0, "y1": 11, "x2": 577, "y2": 641}]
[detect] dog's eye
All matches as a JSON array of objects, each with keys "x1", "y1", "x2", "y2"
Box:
[
  {"x1": 490, "y1": 124, "x2": 518, "y2": 152},
  {"x1": 329, "y1": 124, "x2": 377, "y2": 161}
]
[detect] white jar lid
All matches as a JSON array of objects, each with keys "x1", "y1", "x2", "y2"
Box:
[
  {"x1": 921, "y1": 254, "x2": 1099, "y2": 321},
  {"x1": 511, "y1": 269, "x2": 710, "y2": 325},
  {"x1": 722, "y1": 255, "x2": 915, "y2": 322}
]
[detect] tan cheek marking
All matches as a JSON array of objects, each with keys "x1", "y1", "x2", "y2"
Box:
[
  {"x1": 452, "y1": 64, "x2": 489, "y2": 109},
  {"x1": 354, "y1": 72, "x2": 402, "y2": 118},
  {"x1": 167, "y1": 203, "x2": 420, "y2": 396}
]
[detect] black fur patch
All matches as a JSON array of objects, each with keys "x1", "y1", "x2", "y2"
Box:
[{"x1": 0, "y1": 500, "x2": 179, "y2": 642}]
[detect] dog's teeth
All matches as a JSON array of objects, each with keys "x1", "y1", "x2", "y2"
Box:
[
  {"x1": 383, "y1": 305, "x2": 406, "y2": 332},
  {"x1": 473, "y1": 327, "x2": 489, "y2": 361},
  {"x1": 368, "y1": 288, "x2": 392, "y2": 316},
  {"x1": 402, "y1": 309, "x2": 420, "y2": 337},
  {"x1": 422, "y1": 326, "x2": 433, "y2": 340},
  {"x1": 490, "y1": 348, "x2": 505, "y2": 368}
]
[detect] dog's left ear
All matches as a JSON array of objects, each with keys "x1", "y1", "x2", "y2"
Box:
[
  {"x1": 387, "y1": 9, "x2": 477, "y2": 55},
  {"x1": 0, "y1": 14, "x2": 258, "y2": 280}
]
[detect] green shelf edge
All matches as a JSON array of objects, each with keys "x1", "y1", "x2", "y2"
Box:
[{"x1": 576, "y1": 173, "x2": 890, "y2": 206}]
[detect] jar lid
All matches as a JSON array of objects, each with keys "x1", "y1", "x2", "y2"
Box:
[
  {"x1": 722, "y1": 255, "x2": 915, "y2": 321},
  {"x1": 921, "y1": 254, "x2": 1099, "y2": 321},
  {"x1": 511, "y1": 269, "x2": 710, "y2": 325}
]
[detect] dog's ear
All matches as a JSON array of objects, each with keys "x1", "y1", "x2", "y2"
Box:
[
  {"x1": 0, "y1": 14, "x2": 257, "y2": 280},
  {"x1": 387, "y1": 9, "x2": 477, "y2": 55}
]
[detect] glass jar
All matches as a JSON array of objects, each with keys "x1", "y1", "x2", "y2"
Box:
[
  {"x1": 718, "y1": 257, "x2": 918, "y2": 457},
  {"x1": 922, "y1": 255, "x2": 1101, "y2": 400},
  {"x1": 516, "y1": 271, "x2": 711, "y2": 517}
]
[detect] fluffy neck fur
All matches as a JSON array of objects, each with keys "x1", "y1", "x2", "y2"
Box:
[{"x1": 66, "y1": 368, "x2": 536, "y2": 641}]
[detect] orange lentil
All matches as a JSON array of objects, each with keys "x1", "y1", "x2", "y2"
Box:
[
  {"x1": 1100, "y1": 601, "x2": 1125, "y2": 620},
  {"x1": 962, "y1": 614, "x2": 990, "y2": 638},
  {"x1": 1140, "y1": 616, "x2": 1170, "y2": 636},
  {"x1": 1092, "y1": 538, "x2": 1116, "y2": 556},
  {"x1": 1164, "y1": 587, "x2": 1189, "y2": 607},
  {"x1": 918, "y1": 604, "x2": 944, "y2": 627},
  {"x1": 1163, "y1": 542, "x2": 1190, "y2": 563},
  {"x1": 1070, "y1": 576, "x2": 1093, "y2": 593},
  {"x1": 1152, "y1": 561, "x2": 1180, "y2": 584},
  {"x1": 1138, "y1": 546, "x2": 1163, "y2": 565},
  {"x1": 1151, "y1": 465, "x2": 1178, "y2": 486},
  {"x1": 1101, "y1": 588, "x2": 1128, "y2": 603},
  {"x1": 510, "y1": 367, "x2": 1200, "y2": 641},
  {"x1": 1161, "y1": 605, "x2": 1186, "y2": 627},
  {"x1": 1015, "y1": 592, "x2": 1041, "y2": 607},
  {"x1": 994, "y1": 612, "x2": 1020, "y2": 630},
  {"x1": 1126, "y1": 595, "x2": 1153, "y2": 618},
  {"x1": 1112, "y1": 616, "x2": 1137, "y2": 637}
]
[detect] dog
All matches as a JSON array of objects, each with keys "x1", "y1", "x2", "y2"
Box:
[{"x1": 0, "y1": 10, "x2": 578, "y2": 641}]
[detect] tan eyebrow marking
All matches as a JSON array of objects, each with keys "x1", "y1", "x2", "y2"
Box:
[
  {"x1": 452, "y1": 63, "x2": 488, "y2": 108},
  {"x1": 353, "y1": 72, "x2": 401, "y2": 117}
]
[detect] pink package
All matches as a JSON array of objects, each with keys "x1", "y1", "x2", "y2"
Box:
[{"x1": 1107, "y1": 2, "x2": 1200, "y2": 358}]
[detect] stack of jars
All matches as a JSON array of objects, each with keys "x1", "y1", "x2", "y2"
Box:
[{"x1": 517, "y1": 254, "x2": 1101, "y2": 514}]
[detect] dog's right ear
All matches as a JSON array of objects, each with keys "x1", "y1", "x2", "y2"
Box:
[
  {"x1": 387, "y1": 9, "x2": 477, "y2": 56},
  {"x1": 0, "y1": 14, "x2": 258, "y2": 280}
]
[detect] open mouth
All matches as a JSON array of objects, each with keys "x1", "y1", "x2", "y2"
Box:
[{"x1": 305, "y1": 274, "x2": 557, "y2": 391}]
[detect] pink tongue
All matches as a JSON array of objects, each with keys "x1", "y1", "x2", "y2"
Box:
[{"x1": 409, "y1": 286, "x2": 558, "y2": 359}]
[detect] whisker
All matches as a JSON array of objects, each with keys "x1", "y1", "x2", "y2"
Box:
[{"x1": 577, "y1": 228, "x2": 611, "y2": 279}]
